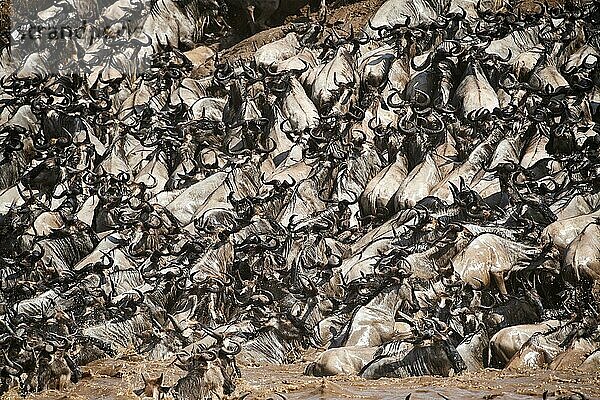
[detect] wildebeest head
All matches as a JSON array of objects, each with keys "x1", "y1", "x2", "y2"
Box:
[
  {"x1": 171, "y1": 347, "x2": 238, "y2": 399},
  {"x1": 448, "y1": 177, "x2": 499, "y2": 221},
  {"x1": 133, "y1": 373, "x2": 170, "y2": 399}
]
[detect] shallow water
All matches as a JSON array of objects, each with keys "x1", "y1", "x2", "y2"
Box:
[{"x1": 8, "y1": 356, "x2": 599, "y2": 400}]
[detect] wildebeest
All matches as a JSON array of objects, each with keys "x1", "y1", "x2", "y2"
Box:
[{"x1": 1, "y1": 0, "x2": 600, "y2": 396}]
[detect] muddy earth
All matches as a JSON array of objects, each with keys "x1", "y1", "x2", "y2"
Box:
[{"x1": 3, "y1": 356, "x2": 599, "y2": 400}]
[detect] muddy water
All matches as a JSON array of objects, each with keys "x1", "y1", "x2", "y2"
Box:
[{"x1": 5, "y1": 355, "x2": 599, "y2": 400}]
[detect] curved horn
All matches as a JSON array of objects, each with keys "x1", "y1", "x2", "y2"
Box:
[
  {"x1": 411, "y1": 52, "x2": 434, "y2": 72},
  {"x1": 386, "y1": 89, "x2": 405, "y2": 109}
]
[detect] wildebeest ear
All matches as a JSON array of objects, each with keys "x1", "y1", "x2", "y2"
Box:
[
  {"x1": 157, "y1": 372, "x2": 163, "y2": 385},
  {"x1": 132, "y1": 387, "x2": 145, "y2": 396},
  {"x1": 448, "y1": 181, "x2": 460, "y2": 202},
  {"x1": 159, "y1": 386, "x2": 171, "y2": 393}
]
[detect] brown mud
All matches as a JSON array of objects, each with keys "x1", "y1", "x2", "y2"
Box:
[{"x1": 4, "y1": 356, "x2": 599, "y2": 400}]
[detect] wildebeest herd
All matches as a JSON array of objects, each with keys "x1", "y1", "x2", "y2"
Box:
[{"x1": 0, "y1": 0, "x2": 599, "y2": 398}]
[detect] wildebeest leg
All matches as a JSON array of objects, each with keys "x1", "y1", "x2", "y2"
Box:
[
  {"x1": 209, "y1": 293, "x2": 219, "y2": 322},
  {"x1": 318, "y1": 0, "x2": 327, "y2": 23},
  {"x1": 246, "y1": 3, "x2": 257, "y2": 34},
  {"x1": 492, "y1": 272, "x2": 508, "y2": 296},
  {"x1": 58, "y1": 372, "x2": 70, "y2": 391}
]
